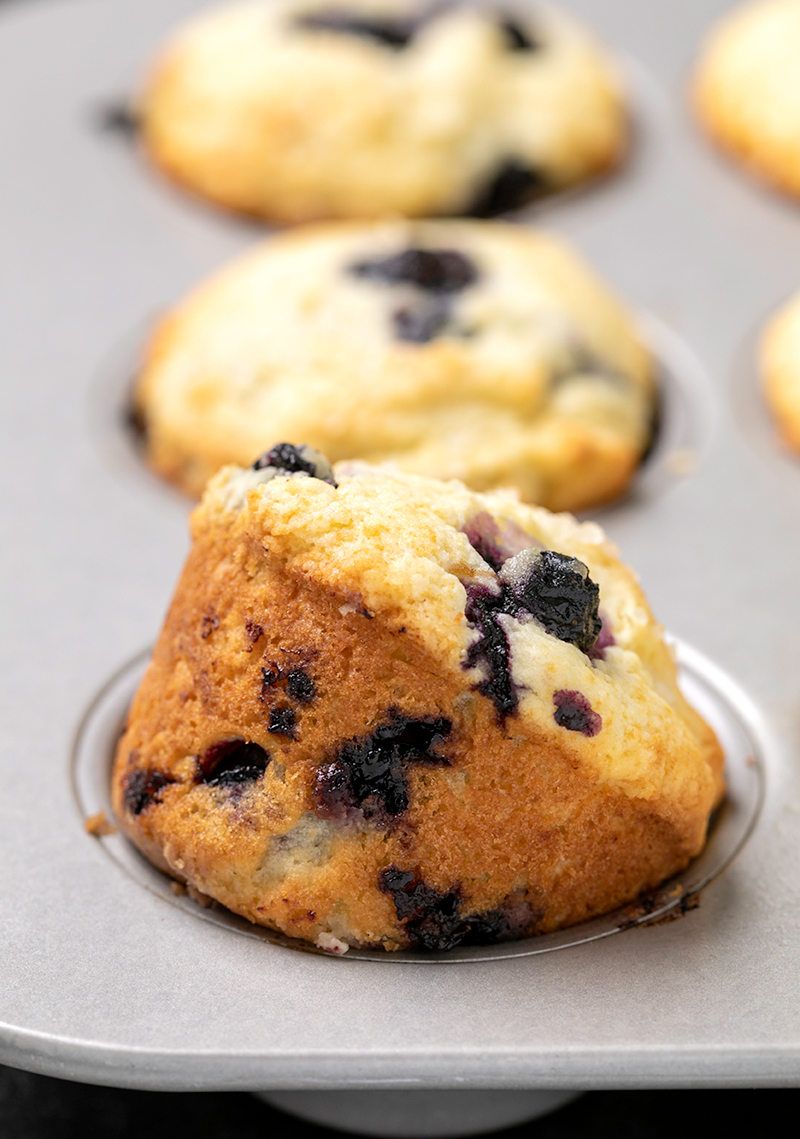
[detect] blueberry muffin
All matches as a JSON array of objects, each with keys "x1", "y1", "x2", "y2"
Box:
[
  {"x1": 761, "y1": 287, "x2": 800, "y2": 450},
  {"x1": 694, "y1": 0, "x2": 800, "y2": 200},
  {"x1": 138, "y1": 0, "x2": 627, "y2": 222},
  {"x1": 111, "y1": 447, "x2": 724, "y2": 953},
  {"x1": 136, "y1": 219, "x2": 655, "y2": 513}
]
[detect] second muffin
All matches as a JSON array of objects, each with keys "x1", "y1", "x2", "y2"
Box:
[{"x1": 136, "y1": 219, "x2": 656, "y2": 512}]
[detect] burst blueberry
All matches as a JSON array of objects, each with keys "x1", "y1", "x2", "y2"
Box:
[
  {"x1": 196, "y1": 739, "x2": 271, "y2": 786},
  {"x1": 499, "y1": 548, "x2": 601, "y2": 653},
  {"x1": 286, "y1": 667, "x2": 316, "y2": 704}
]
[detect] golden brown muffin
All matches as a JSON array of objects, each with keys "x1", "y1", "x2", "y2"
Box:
[
  {"x1": 760, "y1": 286, "x2": 800, "y2": 450},
  {"x1": 112, "y1": 449, "x2": 724, "y2": 953},
  {"x1": 136, "y1": 219, "x2": 655, "y2": 513},
  {"x1": 693, "y1": 0, "x2": 800, "y2": 199},
  {"x1": 138, "y1": 0, "x2": 627, "y2": 222}
]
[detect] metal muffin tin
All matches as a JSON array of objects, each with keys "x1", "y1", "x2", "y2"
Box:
[{"x1": 1, "y1": 0, "x2": 799, "y2": 1092}]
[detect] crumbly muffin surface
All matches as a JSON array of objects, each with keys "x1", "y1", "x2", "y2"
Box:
[
  {"x1": 139, "y1": 0, "x2": 626, "y2": 221},
  {"x1": 112, "y1": 454, "x2": 723, "y2": 953},
  {"x1": 137, "y1": 219, "x2": 654, "y2": 513},
  {"x1": 694, "y1": 0, "x2": 800, "y2": 199}
]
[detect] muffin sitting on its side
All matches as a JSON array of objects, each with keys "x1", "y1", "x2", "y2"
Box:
[
  {"x1": 138, "y1": 0, "x2": 627, "y2": 222},
  {"x1": 136, "y1": 219, "x2": 656, "y2": 513},
  {"x1": 112, "y1": 448, "x2": 724, "y2": 953}
]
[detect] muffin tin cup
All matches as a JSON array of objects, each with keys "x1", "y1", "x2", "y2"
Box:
[{"x1": 3, "y1": 0, "x2": 800, "y2": 1096}]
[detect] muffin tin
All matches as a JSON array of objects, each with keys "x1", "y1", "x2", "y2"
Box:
[{"x1": 1, "y1": 0, "x2": 799, "y2": 1093}]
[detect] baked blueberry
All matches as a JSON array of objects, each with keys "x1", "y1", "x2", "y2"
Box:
[
  {"x1": 464, "y1": 582, "x2": 518, "y2": 717},
  {"x1": 315, "y1": 711, "x2": 451, "y2": 824},
  {"x1": 350, "y1": 248, "x2": 478, "y2": 293},
  {"x1": 392, "y1": 302, "x2": 451, "y2": 343},
  {"x1": 499, "y1": 17, "x2": 539, "y2": 52},
  {"x1": 252, "y1": 442, "x2": 337, "y2": 486},
  {"x1": 122, "y1": 768, "x2": 174, "y2": 816},
  {"x1": 553, "y1": 689, "x2": 602, "y2": 736},
  {"x1": 268, "y1": 708, "x2": 297, "y2": 738},
  {"x1": 499, "y1": 548, "x2": 601, "y2": 653},
  {"x1": 378, "y1": 866, "x2": 466, "y2": 951},
  {"x1": 294, "y1": 8, "x2": 417, "y2": 48},
  {"x1": 196, "y1": 739, "x2": 270, "y2": 786},
  {"x1": 468, "y1": 160, "x2": 547, "y2": 217},
  {"x1": 112, "y1": 461, "x2": 723, "y2": 953},
  {"x1": 286, "y1": 667, "x2": 316, "y2": 704}
]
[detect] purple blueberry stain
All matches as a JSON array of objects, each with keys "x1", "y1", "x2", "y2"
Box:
[
  {"x1": 123, "y1": 768, "x2": 174, "y2": 816},
  {"x1": 378, "y1": 866, "x2": 465, "y2": 951},
  {"x1": 314, "y1": 711, "x2": 451, "y2": 826},
  {"x1": 286, "y1": 667, "x2": 316, "y2": 704},
  {"x1": 196, "y1": 739, "x2": 271, "y2": 787},
  {"x1": 553, "y1": 690, "x2": 602, "y2": 737}
]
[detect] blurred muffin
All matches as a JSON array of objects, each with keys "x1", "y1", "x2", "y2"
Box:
[
  {"x1": 136, "y1": 219, "x2": 655, "y2": 513},
  {"x1": 139, "y1": 0, "x2": 627, "y2": 221},
  {"x1": 761, "y1": 287, "x2": 800, "y2": 450},
  {"x1": 694, "y1": 0, "x2": 800, "y2": 199},
  {"x1": 112, "y1": 449, "x2": 724, "y2": 953}
]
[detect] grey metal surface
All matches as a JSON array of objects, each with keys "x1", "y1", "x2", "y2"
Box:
[{"x1": 1, "y1": 0, "x2": 799, "y2": 1092}]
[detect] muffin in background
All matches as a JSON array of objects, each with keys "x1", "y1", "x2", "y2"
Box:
[
  {"x1": 135, "y1": 219, "x2": 655, "y2": 513},
  {"x1": 138, "y1": 0, "x2": 627, "y2": 222}
]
